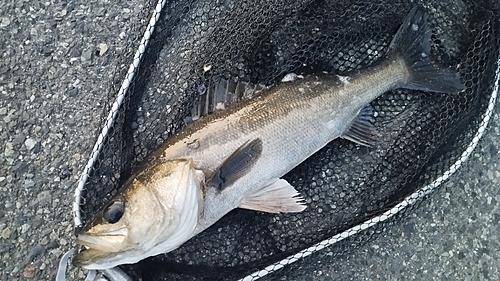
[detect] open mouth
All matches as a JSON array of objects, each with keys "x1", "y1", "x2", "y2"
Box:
[
  {"x1": 72, "y1": 246, "x2": 113, "y2": 269},
  {"x1": 76, "y1": 229, "x2": 127, "y2": 252},
  {"x1": 73, "y1": 231, "x2": 127, "y2": 269}
]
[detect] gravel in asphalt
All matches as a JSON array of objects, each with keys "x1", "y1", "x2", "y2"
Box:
[{"x1": 1, "y1": 1, "x2": 499, "y2": 280}]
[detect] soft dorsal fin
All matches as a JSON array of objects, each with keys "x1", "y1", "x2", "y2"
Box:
[
  {"x1": 207, "y1": 139, "x2": 263, "y2": 191},
  {"x1": 239, "y1": 179, "x2": 306, "y2": 213},
  {"x1": 341, "y1": 105, "x2": 378, "y2": 147}
]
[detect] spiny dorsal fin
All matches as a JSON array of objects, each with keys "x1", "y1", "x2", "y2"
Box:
[
  {"x1": 239, "y1": 179, "x2": 306, "y2": 213},
  {"x1": 342, "y1": 105, "x2": 378, "y2": 147},
  {"x1": 188, "y1": 78, "x2": 268, "y2": 123},
  {"x1": 207, "y1": 139, "x2": 263, "y2": 191}
]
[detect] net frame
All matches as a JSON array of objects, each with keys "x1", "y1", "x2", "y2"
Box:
[
  {"x1": 72, "y1": 0, "x2": 168, "y2": 228},
  {"x1": 240, "y1": 58, "x2": 500, "y2": 280},
  {"x1": 69, "y1": 1, "x2": 500, "y2": 280}
]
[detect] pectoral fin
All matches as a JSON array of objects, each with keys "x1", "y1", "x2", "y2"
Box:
[
  {"x1": 342, "y1": 105, "x2": 378, "y2": 147},
  {"x1": 239, "y1": 179, "x2": 306, "y2": 213},
  {"x1": 207, "y1": 138, "x2": 263, "y2": 191}
]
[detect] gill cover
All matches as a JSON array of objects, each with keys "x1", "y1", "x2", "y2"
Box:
[{"x1": 74, "y1": 159, "x2": 203, "y2": 269}]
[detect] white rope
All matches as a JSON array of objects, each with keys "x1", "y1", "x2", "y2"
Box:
[
  {"x1": 72, "y1": 0, "x2": 168, "y2": 228},
  {"x1": 240, "y1": 54, "x2": 500, "y2": 281},
  {"x1": 61, "y1": 1, "x2": 168, "y2": 281}
]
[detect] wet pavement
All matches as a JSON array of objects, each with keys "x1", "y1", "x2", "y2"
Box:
[{"x1": 1, "y1": 1, "x2": 499, "y2": 280}]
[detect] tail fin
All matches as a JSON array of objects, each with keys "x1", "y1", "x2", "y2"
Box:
[{"x1": 389, "y1": 6, "x2": 464, "y2": 93}]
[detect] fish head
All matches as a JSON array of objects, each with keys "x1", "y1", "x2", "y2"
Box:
[{"x1": 73, "y1": 158, "x2": 204, "y2": 269}]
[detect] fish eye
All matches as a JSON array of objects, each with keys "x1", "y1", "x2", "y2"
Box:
[{"x1": 103, "y1": 201, "x2": 125, "y2": 224}]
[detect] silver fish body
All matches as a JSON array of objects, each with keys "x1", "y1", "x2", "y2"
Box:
[
  {"x1": 73, "y1": 6, "x2": 463, "y2": 270},
  {"x1": 161, "y1": 60, "x2": 407, "y2": 231}
]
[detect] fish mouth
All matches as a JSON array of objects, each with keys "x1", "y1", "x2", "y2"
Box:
[
  {"x1": 72, "y1": 246, "x2": 117, "y2": 269},
  {"x1": 73, "y1": 229, "x2": 128, "y2": 269},
  {"x1": 75, "y1": 228, "x2": 127, "y2": 252}
]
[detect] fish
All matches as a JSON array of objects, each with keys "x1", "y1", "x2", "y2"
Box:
[{"x1": 73, "y1": 6, "x2": 464, "y2": 270}]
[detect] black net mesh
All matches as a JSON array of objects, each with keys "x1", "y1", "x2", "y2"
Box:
[{"x1": 77, "y1": 0, "x2": 499, "y2": 280}]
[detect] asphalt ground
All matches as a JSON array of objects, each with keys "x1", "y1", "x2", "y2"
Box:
[{"x1": 1, "y1": 1, "x2": 499, "y2": 280}]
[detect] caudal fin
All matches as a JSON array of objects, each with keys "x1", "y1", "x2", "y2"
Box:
[{"x1": 389, "y1": 6, "x2": 464, "y2": 93}]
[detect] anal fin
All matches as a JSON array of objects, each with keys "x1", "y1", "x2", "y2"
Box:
[
  {"x1": 239, "y1": 179, "x2": 306, "y2": 213},
  {"x1": 342, "y1": 105, "x2": 378, "y2": 147}
]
